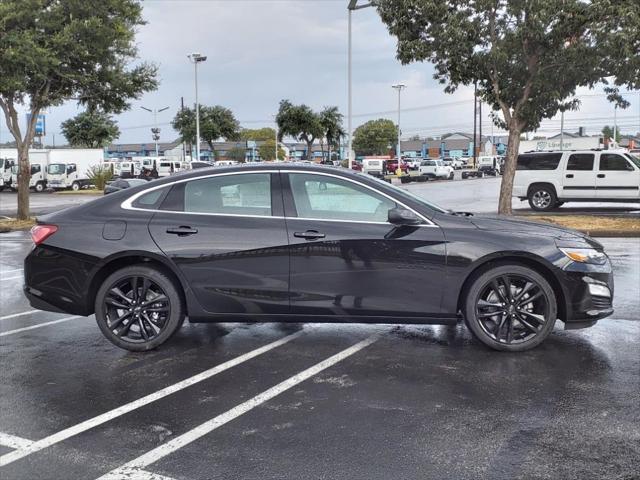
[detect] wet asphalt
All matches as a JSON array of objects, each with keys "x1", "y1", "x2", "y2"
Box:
[{"x1": 0, "y1": 224, "x2": 639, "y2": 479}]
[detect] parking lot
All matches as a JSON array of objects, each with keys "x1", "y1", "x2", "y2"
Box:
[{"x1": 1, "y1": 216, "x2": 639, "y2": 479}]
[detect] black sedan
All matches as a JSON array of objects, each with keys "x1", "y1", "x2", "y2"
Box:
[
  {"x1": 104, "y1": 178, "x2": 150, "y2": 194},
  {"x1": 24, "y1": 164, "x2": 614, "y2": 352}
]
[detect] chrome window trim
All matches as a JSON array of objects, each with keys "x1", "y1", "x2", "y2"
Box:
[{"x1": 120, "y1": 168, "x2": 438, "y2": 227}]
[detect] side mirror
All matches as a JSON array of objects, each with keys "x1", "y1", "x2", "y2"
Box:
[{"x1": 388, "y1": 207, "x2": 422, "y2": 226}]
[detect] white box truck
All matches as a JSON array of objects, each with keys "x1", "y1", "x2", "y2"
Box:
[
  {"x1": 9, "y1": 150, "x2": 49, "y2": 192},
  {"x1": 0, "y1": 156, "x2": 16, "y2": 190},
  {"x1": 45, "y1": 149, "x2": 105, "y2": 190}
]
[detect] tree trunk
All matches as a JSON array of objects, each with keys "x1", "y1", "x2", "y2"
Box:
[
  {"x1": 16, "y1": 144, "x2": 31, "y2": 220},
  {"x1": 306, "y1": 140, "x2": 314, "y2": 162},
  {"x1": 498, "y1": 127, "x2": 522, "y2": 215}
]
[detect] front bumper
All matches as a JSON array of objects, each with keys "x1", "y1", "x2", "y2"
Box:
[{"x1": 560, "y1": 259, "x2": 614, "y2": 328}]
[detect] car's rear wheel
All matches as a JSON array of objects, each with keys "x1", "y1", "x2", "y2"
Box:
[
  {"x1": 528, "y1": 186, "x2": 557, "y2": 211},
  {"x1": 95, "y1": 265, "x2": 184, "y2": 351},
  {"x1": 464, "y1": 265, "x2": 557, "y2": 352}
]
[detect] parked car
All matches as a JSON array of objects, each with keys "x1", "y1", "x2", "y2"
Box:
[
  {"x1": 25, "y1": 164, "x2": 614, "y2": 353},
  {"x1": 452, "y1": 158, "x2": 465, "y2": 169},
  {"x1": 104, "y1": 178, "x2": 150, "y2": 195},
  {"x1": 419, "y1": 159, "x2": 454, "y2": 180},
  {"x1": 514, "y1": 149, "x2": 640, "y2": 211},
  {"x1": 386, "y1": 159, "x2": 409, "y2": 174},
  {"x1": 405, "y1": 158, "x2": 423, "y2": 170},
  {"x1": 477, "y1": 156, "x2": 501, "y2": 176},
  {"x1": 190, "y1": 161, "x2": 216, "y2": 169},
  {"x1": 361, "y1": 158, "x2": 386, "y2": 177}
]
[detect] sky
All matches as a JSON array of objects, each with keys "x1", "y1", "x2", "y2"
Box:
[{"x1": 2, "y1": 0, "x2": 639, "y2": 147}]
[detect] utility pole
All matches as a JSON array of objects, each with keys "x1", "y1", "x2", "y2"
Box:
[
  {"x1": 473, "y1": 82, "x2": 477, "y2": 168},
  {"x1": 613, "y1": 104, "x2": 618, "y2": 146},
  {"x1": 188, "y1": 53, "x2": 207, "y2": 162},
  {"x1": 392, "y1": 83, "x2": 406, "y2": 176},
  {"x1": 181, "y1": 97, "x2": 187, "y2": 162},
  {"x1": 560, "y1": 110, "x2": 565, "y2": 151},
  {"x1": 478, "y1": 99, "x2": 483, "y2": 155}
]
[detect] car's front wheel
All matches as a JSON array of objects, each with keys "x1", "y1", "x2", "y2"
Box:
[
  {"x1": 95, "y1": 265, "x2": 184, "y2": 351},
  {"x1": 464, "y1": 265, "x2": 557, "y2": 351}
]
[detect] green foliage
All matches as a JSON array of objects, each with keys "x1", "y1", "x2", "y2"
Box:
[
  {"x1": 0, "y1": 0, "x2": 157, "y2": 219},
  {"x1": 226, "y1": 146, "x2": 247, "y2": 163},
  {"x1": 276, "y1": 100, "x2": 322, "y2": 160},
  {"x1": 241, "y1": 128, "x2": 276, "y2": 142},
  {"x1": 319, "y1": 106, "x2": 345, "y2": 150},
  {"x1": 602, "y1": 125, "x2": 621, "y2": 143},
  {"x1": 259, "y1": 139, "x2": 285, "y2": 161},
  {"x1": 353, "y1": 119, "x2": 398, "y2": 156},
  {"x1": 61, "y1": 111, "x2": 120, "y2": 148},
  {"x1": 172, "y1": 105, "x2": 241, "y2": 150},
  {"x1": 86, "y1": 165, "x2": 113, "y2": 190},
  {"x1": 376, "y1": 0, "x2": 639, "y2": 213}
]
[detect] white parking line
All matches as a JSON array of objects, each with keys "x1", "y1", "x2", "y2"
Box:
[
  {"x1": 0, "y1": 316, "x2": 81, "y2": 337},
  {"x1": 97, "y1": 334, "x2": 379, "y2": 480},
  {"x1": 103, "y1": 468, "x2": 177, "y2": 480},
  {"x1": 0, "y1": 433, "x2": 34, "y2": 450},
  {"x1": 0, "y1": 310, "x2": 39, "y2": 321},
  {"x1": 0, "y1": 329, "x2": 304, "y2": 466}
]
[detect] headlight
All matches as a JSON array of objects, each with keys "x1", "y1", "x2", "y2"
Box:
[{"x1": 559, "y1": 248, "x2": 607, "y2": 265}]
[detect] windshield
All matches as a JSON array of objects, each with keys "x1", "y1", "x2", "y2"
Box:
[
  {"x1": 357, "y1": 172, "x2": 448, "y2": 214},
  {"x1": 624, "y1": 153, "x2": 640, "y2": 169},
  {"x1": 47, "y1": 163, "x2": 66, "y2": 175}
]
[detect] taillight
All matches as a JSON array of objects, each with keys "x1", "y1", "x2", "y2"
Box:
[{"x1": 30, "y1": 224, "x2": 58, "y2": 246}]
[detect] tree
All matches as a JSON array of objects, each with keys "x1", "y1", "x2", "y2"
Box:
[
  {"x1": 353, "y1": 119, "x2": 397, "y2": 156},
  {"x1": 377, "y1": 0, "x2": 640, "y2": 214},
  {"x1": 61, "y1": 111, "x2": 120, "y2": 148},
  {"x1": 172, "y1": 105, "x2": 240, "y2": 151},
  {"x1": 259, "y1": 139, "x2": 285, "y2": 161},
  {"x1": 319, "y1": 106, "x2": 345, "y2": 162},
  {"x1": 602, "y1": 125, "x2": 621, "y2": 143},
  {"x1": 0, "y1": 0, "x2": 157, "y2": 219},
  {"x1": 240, "y1": 128, "x2": 276, "y2": 142},
  {"x1": 226, "y1": 146, "x2": 247, "y2": 163},
  {"x1": 276, "y1": 100, "x2": 322, "y2": 161}
]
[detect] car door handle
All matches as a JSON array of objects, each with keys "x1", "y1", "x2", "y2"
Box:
[
  {"x1": 166, "y1": 226, "x2": 198, "y2": 236},
  {"x1": 294, "y1": 230, "x2": 325, "y2": 240},
  {"x1": 597, "y1": 174, "x2": 605, "y2": 178},
  {"x1": 565, "y1": 174, "x2": 574, "y2": 178}
]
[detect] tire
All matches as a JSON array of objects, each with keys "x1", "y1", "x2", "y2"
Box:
[
  {"x1": 480, "y1": 172, "x2": 485, "y2": 178},
  {"x1": 448, "y1": 172, "x2": 454, "y2": 180},
  {"x1": 464, "y1": 264, "x2": 557, "y2": 352},
  {"x1": 71, "y1": 182, "x2": 80, "y2": 191},
  {"x1": 34, "y1": 182, "x2": 45, "y2": 193},
  {"x1": 528, "y1": 185, "x2": 557, "y2": 211},
  {"x1": 95, "y1": 265, "x2": 185, "y2": 351}
]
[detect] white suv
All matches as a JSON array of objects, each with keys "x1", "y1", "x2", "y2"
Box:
[
  {"x1": 419, "y1": 159, "x2": 454, "y2": 180},
  {"x1": 513, "y1": 150, "x2": 640, "y2": 211}
]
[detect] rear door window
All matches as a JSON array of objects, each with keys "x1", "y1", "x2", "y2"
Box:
[
  {"x1": 567, "y1": 154, "x2": 594, "y2": 171},
  {"x1": 516, "y1": 153, "x2": 562, "y2": 170}
]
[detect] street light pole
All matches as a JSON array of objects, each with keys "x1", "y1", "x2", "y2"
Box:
[
  {"x1": 392, "y1": 83, "x2": 405, "y2": 176},
  {"x1": 347, "y1": 1, "x2": 375, "y2": 170},
  {"x1": 141, "y1": 106, "x2": 169, "y2": 157},
  {"x1": 188, "y1": 53, "x2": 207, "y2": 162}
]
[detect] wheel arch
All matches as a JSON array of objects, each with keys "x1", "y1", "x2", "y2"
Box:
[
  {"x1": 455, "y1": 253, "x2": 567, "y2": 322},
  {"x1": 87, "y1": 251, "x2": 189, "y2": 316},
  {"x1": 527, "y1": 181, "x2": 558, "y2": 198}
]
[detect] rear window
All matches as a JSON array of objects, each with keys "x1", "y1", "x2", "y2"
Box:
[
  {"x1": 516, "y1": 153, "x2": 562, "y2": 170},
  {"x1": 567, "y1": 154, "x2": 594, "y2": 171}
]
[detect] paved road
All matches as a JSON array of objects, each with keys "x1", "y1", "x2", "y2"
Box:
[
  {"x1": 403, "y1": 174, "x2": 640, "y2": 215},
  {"x1": 0, "y1": 232, "x2": 638, "y2": 480},
  {"x1": 0, "y1": 191, "x2": 100, "y2": 218},
  {"x1": 2, "y1": 174, "x2": 638, "y2": 218}
]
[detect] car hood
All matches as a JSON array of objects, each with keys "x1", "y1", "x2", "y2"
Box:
[{"x1": 469, "y1": 215, "x2": 604, "y2": 249}]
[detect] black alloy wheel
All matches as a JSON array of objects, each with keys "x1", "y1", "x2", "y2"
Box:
[
  {"x1": 464, "y1": 265, "x2": 557, "y2": 351},
  {"x1": 95, "y1": 265, "x2": 184, "y2": 351}
]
